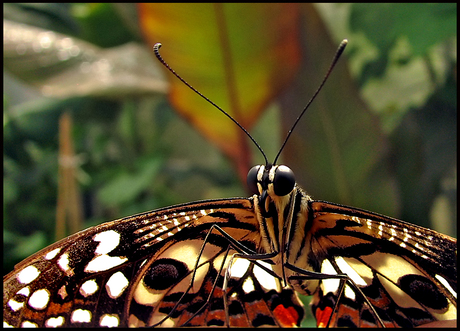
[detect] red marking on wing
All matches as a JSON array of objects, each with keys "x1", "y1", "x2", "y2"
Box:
[
  {"x1": 273, "y1": 304, "x2": 300, "y2": 327},
  {"x1": 315, "y1": 306, "x2": 333, "y2": 328}
]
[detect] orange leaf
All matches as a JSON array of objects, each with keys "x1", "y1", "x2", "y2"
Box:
[{"x1": 138, "y1": 3, "x2": 301, "y2": 179}]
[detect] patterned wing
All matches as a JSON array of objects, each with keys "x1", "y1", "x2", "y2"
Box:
[
  {"x1": 4, "y1": 177, "x2": 456, "y2": 329},
  {"x1": 3, "y1": 198, "x2": 304, "y2": 328},
  {"x1": 305, "y1": 201, "x2": 457, "y2": 328}
]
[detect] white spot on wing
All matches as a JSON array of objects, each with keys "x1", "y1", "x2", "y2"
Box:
[
  {"x1": 85, "y1": 255, "x2": 128, "y2": 273},
  {"x1": 17, "y1": 287, "x2": 30, "y2": 297},
  {"x1": 71, "y1": 309, "x2": 92, "y2": 323},
  {"x1": 254, "y1": 261, "x2": 278, "y2": 291},
  {"x1": 84, "y1": 230, "x2": 128, "y2": 272},
  {"x1": 106, "y1": 271, "x2": 129, "y2": 299},
  {"x1": 320, "y1": 259, "x2": 340, "y2": 294},
  {"x1": 80, "y1": 279, "x2": 98, "y2": 297},
  {"x1": 335, "y1": 256, "x2": 367, "y2": 286},
  {"x1": 344, "y1": 284, "x2": 356, "y2": 300},
  {"x1": 21, "y1": 321, "x2": 38, "y2": 327},
  {"x1": 322, "y1": 259, "x2": 359, "y2": 301},
  {"x1": 58, "y1": 253, "x2": 73, "y2": 276},
  {"x1": 17, "y1": 266, "x2": 40, "y2": 284},
  {"x1": 45, "y1": 316, "x2": 65, "y2": 327},
  {"x1": 45, "y1": 248, "x2": 61, "y2": 260},
  {"x1": 229, "y1": 258, "x2": 250, "y2": 278},
  {"x1": 242, "y1": 277, "x2": 255, "y2": 293},
  {"x1": 28, "y1": 289, "x2": 50, "y2": 310},
  {"x1": 228, "y1": 257, "x2": 278, "y2": 292},
  {"x1": 378, "y1": 223, "x2": 384, "y2": 236},
  {"x1": 7, "y1": 299, "x2": 24, "y2": 311},
  {"x1": 94, "y1": 230, "x2": 120, "y2": 254},
  {"x1": 100, "y1": 314, "x2": 119, "y2": 327}
]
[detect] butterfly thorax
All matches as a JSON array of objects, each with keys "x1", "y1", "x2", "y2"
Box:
[
  {"x1": 248, "y1": 164, "x2": 321, "y2": 295},
  {"x1": 283, "y1": 188, "x2": 324, "y2": 296}
]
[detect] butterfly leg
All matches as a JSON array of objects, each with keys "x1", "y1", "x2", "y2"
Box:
[
  {"x1": 222, "y1": 250, "x2": 285, "y2": 326},
  {"x1": 166, "y1": 223, "x2": 280, "y2": 327},
  {"x1": 286, "y1": 262, "x2": 386, "y2": 327}
]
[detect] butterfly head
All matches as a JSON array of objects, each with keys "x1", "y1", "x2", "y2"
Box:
[{"x1": 247, "y1": 164, "x2": 296, "y2": 217}]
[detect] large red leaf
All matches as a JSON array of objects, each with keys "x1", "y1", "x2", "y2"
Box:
[{"x1": 138, "y1": 3, "x2": 301, "y2": 179}]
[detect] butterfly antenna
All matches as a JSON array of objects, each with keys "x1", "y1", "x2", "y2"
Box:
[
  {"x1": 154, "y1": 43, "x2": 268, "y2": 165},
  {"x1": 273, "y1": 39, "x2": 348, "y2": 165}
]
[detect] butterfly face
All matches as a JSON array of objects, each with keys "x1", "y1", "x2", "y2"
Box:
[
  {"x1": 247, "y1": 164, "x2": 296, "y2": 218},
  {"x1": 247, "y1": 164, "x2": 296, "y2": 197}
]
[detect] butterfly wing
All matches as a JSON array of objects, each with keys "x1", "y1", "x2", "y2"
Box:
[
  {"x1": 5, "y1": 188, "x2": 456, "y2": 328},
  {"x1": 3, "y1": 198, "x2": 304, "y2": 327},
  {"x1": 145, "y1": 257, "x2": 303, "y2": 327},
  {"x1": 306, "y1": 201, "x2": 457, "y2": 327}
]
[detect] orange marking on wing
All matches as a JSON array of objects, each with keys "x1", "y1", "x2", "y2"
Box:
[
  {"x1": 315, "y1": 306, "x2": 333, "y2": 328},
  {"x1": 273, "y1": 304, "x2": 300, "y2": 326}
]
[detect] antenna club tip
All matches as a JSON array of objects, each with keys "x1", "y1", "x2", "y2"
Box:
[
  {"x1": 337, "y1": 39, "x2": 348, "y2": 55},
  {"x1": 153, "y1": 43, "x2": 162, "y2": 50}
]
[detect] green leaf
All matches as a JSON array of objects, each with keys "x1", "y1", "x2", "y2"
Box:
[
  {"x1": 4, "y1": 231, "x2": 47, "y2": 262},
  {"x1": 282, "y1": 5, "x2": 398, "y2": 216},
  {"x1": 71, "y1": 3, "x2": 134, "y2": 47},
  {"x1": 391, "y1": 79, "x2": 457, "y2": 228},
  {"x1": 98, "y1": 157, "x2": 162, "y2": 206},
  {"x1": 350, "y1": 3, "x2": 456, "y2": 56}
]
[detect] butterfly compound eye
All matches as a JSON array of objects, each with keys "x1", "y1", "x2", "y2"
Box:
[
  {"x1": 273, "y1": 165, "x2": 295, "y2": 196},
  {"x1": 247, "y1": 165, "x2": 261, "y2": 195}
]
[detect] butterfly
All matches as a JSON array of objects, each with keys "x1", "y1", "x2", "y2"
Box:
[{"x1": 3, "y1": 40, "x2": 457, "y2": 328}]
